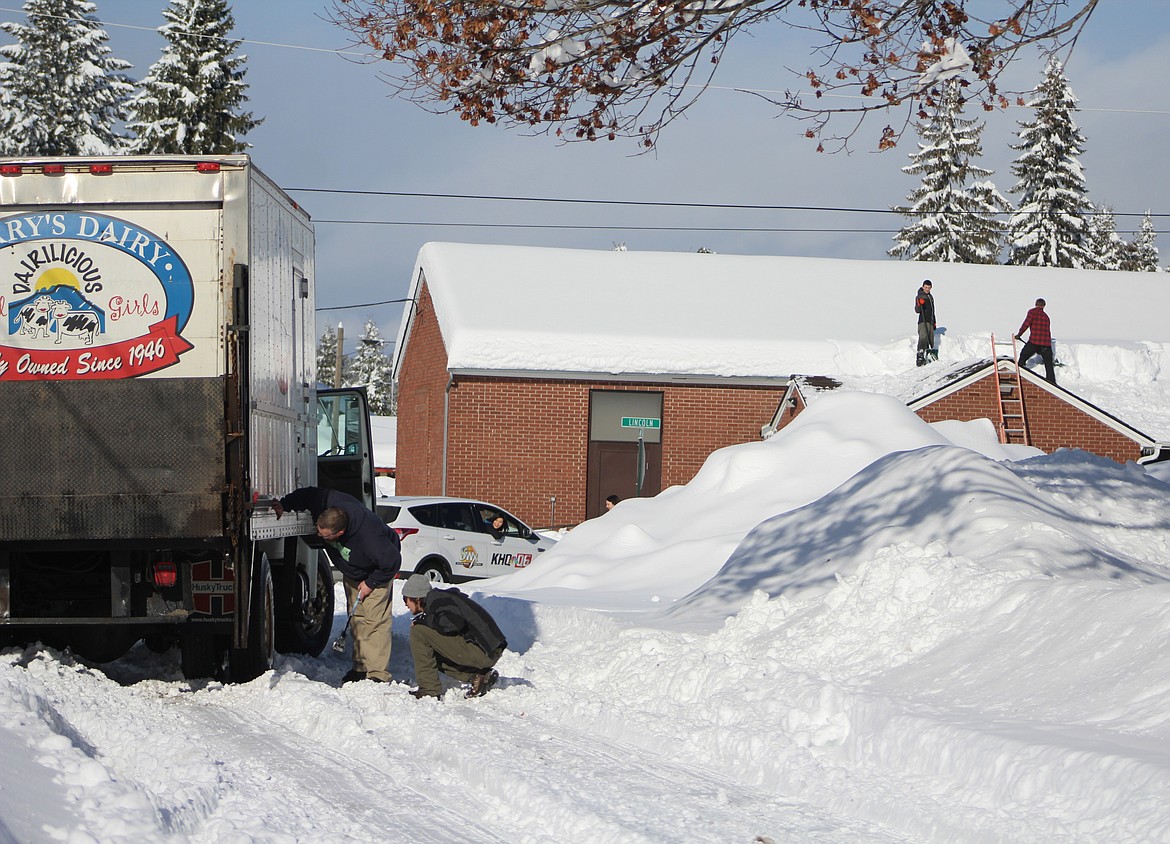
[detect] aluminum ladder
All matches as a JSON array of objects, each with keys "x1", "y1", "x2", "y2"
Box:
[{"x1": 991, "y1": 334, "x2": 1031, "y2": 446}]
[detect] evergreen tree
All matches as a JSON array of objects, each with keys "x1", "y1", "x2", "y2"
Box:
[
  {"x1": 316, "y1": 325, "x2": 341, "y2": 386},
  {"x1": 1084, "y1": 205, "x2": 1124, "y2": 271},
  {"x1": 127, "y1": 0, "x2": 259, "y2": 154},
  {"x1": 889, "y1": 80, "x2": 1008, "y2": 264},
  {"x1": 1120, "y1": 212, "x2": 1160, "y2": 272},
  {"x1": 348, "y1": 320, "x2": 394, "y2": 415},
  {"x1": 1007, "y1": 59, "x2": 1093, "y2": 268},
  {"x1": 0, "y1": 0, "x2": 134, "y2": 155}
]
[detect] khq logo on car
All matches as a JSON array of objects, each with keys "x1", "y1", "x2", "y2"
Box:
[
  {"x1": 492, "y1": 552, "x2": 534, "y2": 568},
  {"x1": 459, "y1": 545, "x2": 480, "y2": 568}
]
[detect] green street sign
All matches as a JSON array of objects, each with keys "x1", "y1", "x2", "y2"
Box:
[{"x1": 621, "y1": 417, "x2": 661, "y2": 429}]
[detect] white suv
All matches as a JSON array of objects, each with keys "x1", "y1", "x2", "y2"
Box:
[{"x1": 376, "y1": 496, "x2": 557, "y2": 584}]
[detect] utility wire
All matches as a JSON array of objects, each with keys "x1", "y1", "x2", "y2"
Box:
[
  {"x1": 312, "y1": 219, "x2": 1169, "y2": 235},
  {"x1": 0, "y1": 6, "x2": 368, "y2": 57},
  {"x1": 297, "y1": 188, "x2": 1165, "y2": 220},
  {"x1": 317, "y1": 297, "x2": 412, "y2": 312}
]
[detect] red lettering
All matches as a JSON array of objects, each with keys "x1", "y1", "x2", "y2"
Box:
[{"x1": 107, "y1": 293, "x2": 161, "y2": 322}]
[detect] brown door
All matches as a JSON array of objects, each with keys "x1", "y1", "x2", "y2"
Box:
[{"x1": 586, "y1": 440, "x2": 662, "y2": 520}]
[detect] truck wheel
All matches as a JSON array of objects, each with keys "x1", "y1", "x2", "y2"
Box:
[
  {"x1": 275, "y1": 550, "x2": 335, "y2": 656},
  {"x1": 229, "y1": 553, "x2": 274, "y2": 683},
  {"x1": 417, "y1": 560, "x2": 452, "y2": 585}
]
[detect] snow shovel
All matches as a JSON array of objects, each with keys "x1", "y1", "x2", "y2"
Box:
[{"x1": 332, "y1": 594, "x2": 363, "y2": 653}]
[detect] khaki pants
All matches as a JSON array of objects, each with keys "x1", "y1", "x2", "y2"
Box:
[
  {"x1": 410, "y1": 624, "x2": 501, "y2": 696},
  {"x1": 343, "y1": 578, "x2": 392, "y2": 682}
]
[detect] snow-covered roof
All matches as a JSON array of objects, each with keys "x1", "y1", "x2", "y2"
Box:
[{"x1": 394, "y1": 242, "x2": 1170, "y2": 382}]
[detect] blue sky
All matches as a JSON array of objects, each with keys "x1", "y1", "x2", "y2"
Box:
[{"x1": 1, "y1": 1, "x2": 1166, "y2": 356}]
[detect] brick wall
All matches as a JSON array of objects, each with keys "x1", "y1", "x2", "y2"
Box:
[
  {"x1": 396, "y1": 293, "x2": 785, "y2": 526},
  {"x1": 395, "y1": 280, "x2": 449, "y2": 493},
  {"x1": 915, "y1": 373, "x2": 1142, "y2": 462},
  {"x1": 439, "y1": 377, "x2": 783, "y2": 526}
]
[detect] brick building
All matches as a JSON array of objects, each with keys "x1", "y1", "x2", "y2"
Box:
[
  {"x1": 764, "y1": 363, "x2": 1157, "y2": 463},
  {"x1": 394, "y1": 276, "x2": 786, "y2": 526},
  {"x1": 393, "y1": 244, "x2": 1170, "y2": 528}
]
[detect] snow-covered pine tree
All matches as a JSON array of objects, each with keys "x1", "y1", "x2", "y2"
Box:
[
  {"x1": 127, "y1": 0, "x2": 259, "y2": 154},
  {"x1": 889, "y1": 80, "x2": 1008, "y2": 264},
  {"x1": 348, "y1": 320, "x2": 394, "y2": 415},
  {"x1": 1083, "y1": 205, "x2": 1125, "y2": 271},
  {"x1": 0, "y1": 0, "x2": 134, "y2": 155},
  {"x1": 1007, "y1": 58, "x2": 1093, "y2": 268},
  {"x1": 1120, "y1": 212, "x2": 1160, "y2": 272},
  {"x1": 316, "y1": 325, "x2": 341, "y2": 386}
]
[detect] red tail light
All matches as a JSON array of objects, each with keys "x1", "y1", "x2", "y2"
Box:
[
  {"x1": 393, "y1": 527, "x2": 419, "y2": 541},
  {"x1": 195, "y1": 162, "x2": 220, "y2": 173},
  {"x1": 153, "y1": 561, "x2": 177, "y2": 589},
  {"x1": 41, "y1": 164, "x2": 65, "y2": 174},
  {"x1": 0, "y1": 164, "x2": 22, "y2": 176},
  {"x1": 89, "y1": 163, "x2": 113, "y2": 174}
]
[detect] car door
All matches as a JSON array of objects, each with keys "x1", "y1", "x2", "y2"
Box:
[
  {"x1": 437, "y1": 501, "x2": 490, "y2": 578},
  {"x1": 476, "y1": 506, "x2": 544, "y2": 575}
]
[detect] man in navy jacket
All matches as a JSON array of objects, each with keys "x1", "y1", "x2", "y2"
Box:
[{"x1": 276, "y1": 487, "x2": 400, "y2": 683}]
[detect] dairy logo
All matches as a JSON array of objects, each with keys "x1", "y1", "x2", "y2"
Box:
[{"x1": 0, "y1": 211, "x2": 195, "y2": 380}]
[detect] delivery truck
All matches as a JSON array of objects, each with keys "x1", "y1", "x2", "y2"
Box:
[{"x1": 0, "y1": 155, "x2": 375, "y2": 681}]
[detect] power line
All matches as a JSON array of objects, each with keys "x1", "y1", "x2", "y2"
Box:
[
  {"x1": 0, "y1": 6, "x2": 368, "y2": 57},
  {"x1": 297, "y1": 188, "x2": 1166, "y2": 220},
  {"x1": 315, "y1": 219, "x2": 898, "y2": 232},
  {"x1": 316, "y1": 297, "x2": 412, "y2": 312},
  {"x1": 313, "y1": 218, "x2": 1170, "y2": 236}
]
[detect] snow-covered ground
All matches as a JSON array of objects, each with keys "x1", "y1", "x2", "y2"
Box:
[{"x1": 4, "y1": 386, "x2": 1170, "y2": 843}]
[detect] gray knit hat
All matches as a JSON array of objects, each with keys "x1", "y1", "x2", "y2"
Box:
[{"x1": 401, "y1": 573, "x2": 432, "y2": 599}]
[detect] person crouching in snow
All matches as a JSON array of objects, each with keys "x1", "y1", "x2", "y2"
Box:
[{"x1": 402, "y1": 574, "x2": 507, "y2": 699}]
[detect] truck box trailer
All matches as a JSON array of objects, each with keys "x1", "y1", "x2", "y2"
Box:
[{"x1": 0, "y1": 155, "x2": 375, "y2": 681}]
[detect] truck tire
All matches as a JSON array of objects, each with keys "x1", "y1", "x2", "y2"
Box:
[
  {"x1": 229, "y1": 553, "x2": 274, "y2": 683},
  {"x1": 275, "y1": 550, "x2": 335, "y2": 656},
  {"x1": 417, "y1": 559, "x2": 452, "y2": 585}
]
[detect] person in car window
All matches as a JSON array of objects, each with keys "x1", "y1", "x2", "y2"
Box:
[
  {"x1": 487, "y1": 514, "x2": 506, "y2": 541},
  {"x1": 274, "y1": 486, "x2": 401, "y2": 684},
  {"x1": 401, "y1": 574, "x2": 507, "y2": 700}
]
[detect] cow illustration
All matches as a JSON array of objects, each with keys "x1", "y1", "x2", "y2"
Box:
[
  {"x1": 50, "y1": 300, "x2": 101, "y2": 346},
  {"x1": 16, "y1": 295, "x2": 53, "y2": 338}
]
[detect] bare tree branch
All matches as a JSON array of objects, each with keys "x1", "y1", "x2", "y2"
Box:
[{"x1": 327, "y1": 0, "x2": 1100, "y2": 150}]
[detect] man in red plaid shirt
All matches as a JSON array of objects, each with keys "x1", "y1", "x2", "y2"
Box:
[{"x1": 1015, "y1": 298, "x2": 1056, "y2": 385}]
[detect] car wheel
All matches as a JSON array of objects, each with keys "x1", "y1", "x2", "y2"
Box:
[{"x1": 416, "y1": 559, "x2": 451, "y2": 585}]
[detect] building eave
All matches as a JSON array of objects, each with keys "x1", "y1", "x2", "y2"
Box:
[{"x1": 448, "y1": 368, "x2": 791, "y2": 388}]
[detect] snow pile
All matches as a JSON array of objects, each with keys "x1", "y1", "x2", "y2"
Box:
[{"x1": 490, "y1": 392, "x2": 1033, "y2": 610}]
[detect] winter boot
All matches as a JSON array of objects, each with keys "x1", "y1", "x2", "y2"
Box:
[{"x1": 466, "y1": 669, "x2": 499, "y2": 698}]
